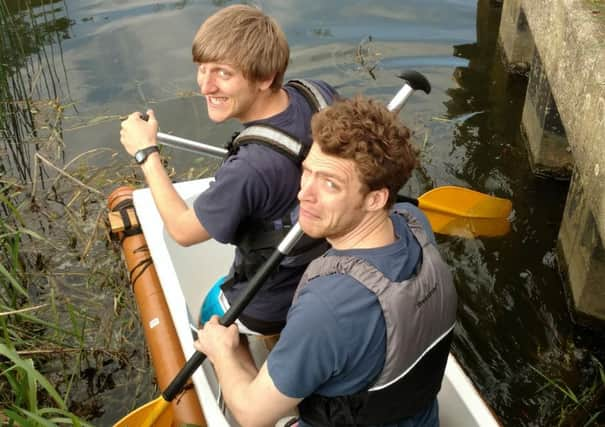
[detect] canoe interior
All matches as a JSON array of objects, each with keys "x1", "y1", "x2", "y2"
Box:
[{"x1": 132, "y1": 178, "x2": 500, "y2": 427}]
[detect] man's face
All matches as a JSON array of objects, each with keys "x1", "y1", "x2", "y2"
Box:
[
  {"x1": 298, "y1": 143, "x2": 368, "y2": 244},
  {"x1": 196, "y1": 62, "x2": 264, "y2": 123}
]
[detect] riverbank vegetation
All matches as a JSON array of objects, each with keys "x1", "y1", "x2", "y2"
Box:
[{"x1": 0, "y1": 0, "x2": 146, "y2": 423}]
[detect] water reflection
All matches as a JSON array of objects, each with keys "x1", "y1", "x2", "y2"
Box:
[{"x1": 0, "y1": 0, "x2": 72, "y2": 182}]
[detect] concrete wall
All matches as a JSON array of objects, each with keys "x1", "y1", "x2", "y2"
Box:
[
  {"x1": 499, "y1": 0, "x2": 605, "y2": 323},
  {"x1": 519, "y1": 0, "x2": 605, "y2": 246}
]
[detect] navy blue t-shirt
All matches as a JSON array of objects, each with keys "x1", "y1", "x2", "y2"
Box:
[
  {"x1": 193, "y1": 80, "x2": 338, "y2": 323},
  {"x1": 268, "y1": 205, "x2": 437, "y2": 426}
]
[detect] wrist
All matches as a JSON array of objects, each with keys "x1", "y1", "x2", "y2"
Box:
[{"x1": 134, "y1": 145, "x2": 159, "y2": 165}]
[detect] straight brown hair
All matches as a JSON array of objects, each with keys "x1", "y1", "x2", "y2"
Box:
[{"x1": 192, "y1": 5, "x2": 289, "y2": 90}]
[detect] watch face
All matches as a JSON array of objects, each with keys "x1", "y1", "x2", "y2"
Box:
[
  {"x1": 134, "y1": 146, "x2": 158, "y2": 164},
  {"x1": 134, "y1": 150, "x2": 147, "y2": 164}
]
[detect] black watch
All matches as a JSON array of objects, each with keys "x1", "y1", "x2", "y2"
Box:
[{"x1": 134, "y1": 146, "x2": 159, "y2": 165}]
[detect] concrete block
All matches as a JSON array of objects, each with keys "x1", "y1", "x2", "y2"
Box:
[
  {"x1": 521, "y1": 49, "x2": 573, "y2": 178},
  {"x1": 521, "y1": 0, "x2": 605, "y2": 245},
  {"x1": 558, "y1": 170, "x2": 605, "y2": 324},
  {"x1": 498, "y1": 0, "x2": 534, "y2": 69}
]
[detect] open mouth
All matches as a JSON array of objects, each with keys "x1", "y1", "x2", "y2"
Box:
[{"x1": 207, "y1": 96, "x2": 228, "y2": 105}]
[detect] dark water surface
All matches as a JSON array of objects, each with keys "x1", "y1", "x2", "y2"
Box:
[{"x1": 2, "y1": 0, "x2": 602, "y2": 425}]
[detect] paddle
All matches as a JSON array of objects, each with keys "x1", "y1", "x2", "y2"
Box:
[
  {"x1": 397, "y1": 188, "x2": 511, "y2": 238},
  {"x1": 144, "y1": 74, "x2": 510, "y2": 238},
  {"x1": 150, "y1": 141, "x2": 512, "y2": 237},
  {"x1": 115, "y1": 72, "x2": 433, "y2": 427}
]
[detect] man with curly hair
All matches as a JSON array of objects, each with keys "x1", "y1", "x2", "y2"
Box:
[{"x1": 196, "y1": 96, "x2": 458, "y2": 427}]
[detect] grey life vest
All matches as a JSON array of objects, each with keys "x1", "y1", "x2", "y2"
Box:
[
  {"x1": 295, "y1": 210, "x2": 458, "y2": 426},
  {"x1": 224, "y1": 80, "x2": 333, "y2": 289}
]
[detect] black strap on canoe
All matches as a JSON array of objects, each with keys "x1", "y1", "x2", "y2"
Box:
[
  {"x1": 111, "y1": 198, "x2": 142, "y2": 239},
  {"x1": 129, "y1": 245, "x2": 154, "y2": 286}
]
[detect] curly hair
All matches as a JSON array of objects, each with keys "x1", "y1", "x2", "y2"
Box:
[
  {"x1": 311, "y1": 96, "x2": 418, "y2": 207},
  {"x1": 191, "y1": 5, "x2": 289, "y2": 91}
]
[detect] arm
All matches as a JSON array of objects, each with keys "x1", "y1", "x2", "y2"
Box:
[
  {"x1": 120, "y1": 110, "x2": 210, "y2": 246},
  {"x1": 195, "y1": 317, "x2": 301, "y2": 427}
]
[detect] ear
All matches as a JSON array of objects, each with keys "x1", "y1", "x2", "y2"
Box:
[
  {"x1": 364, "y1": 187, "x2": 389, "y2": 212},
  {"x1": 257, "y1": 73, "x2": 277, "y2": 91}
]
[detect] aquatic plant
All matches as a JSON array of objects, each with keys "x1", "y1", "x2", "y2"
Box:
[
  {"x1": 0, "y1": 343, "x2": 93, "y2": 426},
  {"x1": 531, "y1": 360, "x2": 605, "y2": 426}
]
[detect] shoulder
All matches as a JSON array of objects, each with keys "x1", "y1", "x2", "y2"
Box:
[
  {"x1": 222, "y1": 143, "x2": 293, "y2": 176},
  {"x1": 391, "y1": 202, "x2": 436, "y2": 243},
  {"x1": 285, "y1": 79, "x2": 339, "y2": 104},
  {"x1": 297, "y1": 270, "x2": 381, "y2": 324}
]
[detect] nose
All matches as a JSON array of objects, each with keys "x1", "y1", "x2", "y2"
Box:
[
  {"x1": 298, "y1": 172, "x2": 315, "y2": 203},
  {"x1": 197, "y1": 70, "x2": 215, "y2": 95}
]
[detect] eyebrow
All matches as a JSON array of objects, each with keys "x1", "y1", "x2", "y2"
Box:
[
  {"x1": 199, "y1": 63, "x2": 234, "y2": 72},
  {"x1": 302, "y1": 163, "x2": 346, "y2": 185}
]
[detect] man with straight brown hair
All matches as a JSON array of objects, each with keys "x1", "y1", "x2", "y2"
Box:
[{"x1": 120, "y1": 5, "x2": 338, "y2": 335}]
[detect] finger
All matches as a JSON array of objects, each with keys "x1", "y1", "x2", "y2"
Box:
[
  {"x1": 146, "y1": 109, "x2": 157, "y2": 122},
  {"x1": 128, "y1": 111, "x2": 141, "y2": 120}
]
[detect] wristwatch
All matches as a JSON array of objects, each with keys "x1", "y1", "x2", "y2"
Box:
[{"x1": 134, "y1": 146, "x2": 159, "y2": 165}]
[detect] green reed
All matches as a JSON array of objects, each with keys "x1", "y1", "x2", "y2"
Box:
[
  {"x1": 0, "y1": 0, "x2": 148, "y2": 423},
  {"x1": 531, "y1": 360, "x2": 605, "y2": 426},
  {"x1": 0, "y1": 343, "x2": 93, "y2": 426}
]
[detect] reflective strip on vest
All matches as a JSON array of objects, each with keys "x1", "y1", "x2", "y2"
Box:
[
  {"x1": 231, "y1": 79, "x2": 330, "y2": 162},
  {"x1": 289, "y1": 79, "x2": 330, "y2": 110},
  {"x1": 235, "y1": 125, "x2": 304, "y2": 159}
]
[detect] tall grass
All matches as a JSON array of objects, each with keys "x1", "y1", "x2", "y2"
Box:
[
  {"x1": 0, "y1": 0, "x2": 148, "y2": 424},
  {"x1": 531, "y1": 360, "x2": 605, "y2": 426},
  {"x1": 0, "y1": 344, "x2": 93, "y2": 426}
]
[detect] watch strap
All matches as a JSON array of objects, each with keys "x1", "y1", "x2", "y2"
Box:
[{"x1": 135, "y1": 145, "x2": 159, "y2": 165}]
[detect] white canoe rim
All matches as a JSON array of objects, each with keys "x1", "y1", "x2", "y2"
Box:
[{"x1": 122, "y1": 178, "x2": 501, "y2": 426}]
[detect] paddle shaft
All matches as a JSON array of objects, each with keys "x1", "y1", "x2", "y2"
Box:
[
  {"x1": 162, "y1": 224, "x2": 303, "y2": 400},
  {"x1": 153, "y1": 133, "x2": 421, "y2": 206}
]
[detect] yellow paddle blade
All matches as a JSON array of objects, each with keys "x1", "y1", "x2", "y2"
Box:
[
  {"x1": 113, "y1": 396, "x2": 173, "y2": 427},
  {"x1": 423, "y1": 209, "x2": 511, "y2": 238},
  {"x1": 418, "y1": 186, "x2": 512, "y2": 219}
]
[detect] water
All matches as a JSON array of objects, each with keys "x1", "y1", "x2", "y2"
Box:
[{"x1": 1, "y1": 0, "x2": 603, "y2": 425}]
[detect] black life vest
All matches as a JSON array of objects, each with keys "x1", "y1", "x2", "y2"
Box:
[{"x1": 224, "y1": 80, "x2": 334, "y2": 284}]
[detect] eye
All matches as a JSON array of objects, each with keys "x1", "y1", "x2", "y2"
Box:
[
  {"x1": 325, "y1": 179, "x2": 338, "y2": 190},
  {"x1": 217, "y1": 69, "x2": 231, "y2": 79}
]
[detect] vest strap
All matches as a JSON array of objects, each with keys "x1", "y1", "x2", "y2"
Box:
[
  {"x1": 287, "y1": 79, "x2": 330, "y2": 111},
  {"x1": 227, "y1": 79, "x2": 331, "y2": 163},
  {"x1": 235, "y1": 125, "x2": 305, "y2": 164}
]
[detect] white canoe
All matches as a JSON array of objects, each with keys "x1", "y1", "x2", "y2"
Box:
[{"x1": 131, "y1": 178, "x2": 501, "y2": 426}]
